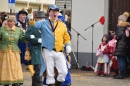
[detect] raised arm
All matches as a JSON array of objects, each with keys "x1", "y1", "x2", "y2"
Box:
[{"x1": 28, "y1": 19, "x2": 45, "y2": 30}]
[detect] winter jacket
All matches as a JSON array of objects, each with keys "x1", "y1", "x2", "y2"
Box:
[{"x1": 114, "y1": 22, "x2": 130, "y2": 57}]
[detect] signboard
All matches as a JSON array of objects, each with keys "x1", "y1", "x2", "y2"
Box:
[
  {"x1": 8, "y1": 0, "x2": 15, "y2": 9},
  {"x1": 56, "y1": 0, "x2": 71, "y2": 10},
  {"x1": 8, "y1": 0, "x2": 15, "y2": 3}
]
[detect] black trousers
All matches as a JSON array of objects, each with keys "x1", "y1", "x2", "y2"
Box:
[{"x1": 32, "y1": 65, "x2": 42, "y2": 86}]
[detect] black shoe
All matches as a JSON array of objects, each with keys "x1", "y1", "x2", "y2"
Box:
[
  {"x1": 113, "y1": 74, "x2": 122, "y2": 79},
  {"x1": 113, "y1": 74, "x2": 117, "y2": 78},
  {"x1": 12, "y1": 83, "x2": 20, "y2": 86},
  {"x1": 4, "y1": 85, "x2": 9, "y2": 86},
  {"x1": 113, "y1": 71, "x2": 118, "y2": 78},
  {"x1": 67, "y1": 84, "x2": 71, "y2": 86},
  {"x1": 114, "y1": 71, "x2": 125, "y2": 79},
  {"x1": 103, "y1": 74, "x2": 107, "y2": 76},
  {"x1": 55, "y1": 81, "x2": 63, "y2": 86},
  {"x1": 122, "y1": 71, "x2": 125, "y2": 78},
  {"x1": 48, "y1": 84, "x2": 55, "y2": 86},
  {"x1": 96, "y1": 72, "x2": 101, "y2": 76}
]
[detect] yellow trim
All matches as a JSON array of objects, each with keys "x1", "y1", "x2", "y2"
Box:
[
  {"x1": 4, "y1": 26, "x2": 16, "y2": 31},
  {"x1": 8, "y1": 38, "x2": 14, "y2": 41}
]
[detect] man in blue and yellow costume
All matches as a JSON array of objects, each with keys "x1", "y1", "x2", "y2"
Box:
[{"x1": 29, "y1": 5, "x2": 71, "y2": 86}]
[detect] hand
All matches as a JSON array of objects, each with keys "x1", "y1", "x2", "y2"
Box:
[
  {"x1": 67, "y1": 61, "x2": 71, "y2": 69},
  {"x1": 101, "y1": 46, "x2": 105, "y2": 51},
  {"x1": 30, "y1": 35, "x2": 35, "y2": 39},
  {"x1": 38, "y1": 38, "x2": 42, "y2": 43},
  {"x1": 66, "y1": 46, "x2": 71, "y2": 54}
]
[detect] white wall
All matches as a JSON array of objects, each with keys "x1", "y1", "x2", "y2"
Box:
[{"x1": 71, "y1": 0, "x2": 108, "y2": 53}]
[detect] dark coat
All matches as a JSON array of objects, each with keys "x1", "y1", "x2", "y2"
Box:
[
  {"x1": 114, "y1": 23, "x2": 128, "y2": 57},
  {"x1": 25, "y1": 26, "x2": 41, "y2": 65}
]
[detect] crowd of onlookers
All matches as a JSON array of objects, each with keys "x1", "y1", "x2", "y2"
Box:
[{"x1": 0, "y1": 12, "x2": 8, "y2": 27}]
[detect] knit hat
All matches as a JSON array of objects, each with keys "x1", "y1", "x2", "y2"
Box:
[
  {"x1": 118, "y1": 12, "x2": 129, "y2": 22},
  {"x1": 103, "y1": 34, "x2": 109, "y2": 39},
  {"x1": 102, "y1": 34, "x2": 109, "y2": 42}
]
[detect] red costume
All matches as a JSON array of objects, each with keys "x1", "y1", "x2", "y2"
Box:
[{"x1": 95, "y1": 42, "x2": 111, "y2": 75}]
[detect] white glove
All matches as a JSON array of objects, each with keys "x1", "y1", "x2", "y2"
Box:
[
  {"x1": 67, "y1": 61, "x2": 71, "y2": 69},
  {"x1": 28, "y1": 13, "x2": 33, "y2": 19},
  {"x1": 30, "y1": 35, "x2": 35, "y2": 39},
  {"x1": 38, "y1": 38, "x2": 42, "y2": 43},
  {"x1": 66, "y1": 46, "x2": 71, "y2": 54}
]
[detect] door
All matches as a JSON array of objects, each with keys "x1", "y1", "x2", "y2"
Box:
[{"x1": 109, "y1": 0, "x2": 130, "y2": 31}]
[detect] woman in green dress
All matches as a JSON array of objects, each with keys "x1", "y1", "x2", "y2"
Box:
[{"x1": 0, "y1": 16, "x2": 24, "y2": 86}]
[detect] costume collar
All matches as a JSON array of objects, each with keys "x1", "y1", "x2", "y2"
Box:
[
  {"x1": 19, "y1": 18, "x2": 26, "y2": 23},
  {"x1": 5, "y1": 26, "x2": 16, "y2": 31}
]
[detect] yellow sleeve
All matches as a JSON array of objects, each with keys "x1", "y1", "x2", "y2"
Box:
[{"x1": 63, "y1": 24, "x2": 71, "y2": 46}]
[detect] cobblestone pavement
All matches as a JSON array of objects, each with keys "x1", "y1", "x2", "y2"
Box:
[{"x1": 21, "y1": 65, "x2": 130, "y2": 86}]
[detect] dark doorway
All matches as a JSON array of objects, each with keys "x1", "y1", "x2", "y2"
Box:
[{"x1": 109, "y1": 0, "x2": 130, "y2": 31}]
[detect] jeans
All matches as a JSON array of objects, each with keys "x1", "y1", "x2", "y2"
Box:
[{"x1": 117, "y1": 56, "x2": 126, "y2": 71}]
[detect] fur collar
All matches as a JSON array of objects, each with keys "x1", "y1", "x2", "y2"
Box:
[
  {"x1": 118, "y1": 21, "x2": 130, "y2": 27},
  {"x1": 4, "y1": 26, "x2": 16, "y2": 31}
]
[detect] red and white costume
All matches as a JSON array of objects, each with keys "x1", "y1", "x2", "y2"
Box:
[{"x1": 94, "y1": 42, "x2": 111, "y2": 75}]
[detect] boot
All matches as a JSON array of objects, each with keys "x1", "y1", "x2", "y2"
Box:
[
  {"x1": 12, "y1": 83, "x2": 20, "y2": 86},
  {"x1": 114, "y1": 71, "x2": 125, "y2": 79},
  {"x1": 28, "y1": 65, "x2": 35, "y2": 76},
  {"x1": 55, "y1": 81, "x2": 63, "y2": 86},
  {"x1": 67, "y1": 84, "x2": 71, "y2": 86},
  {"x1": 113, "y1": 70, "x2": 118, "y2": 78},
  {"x1": 48, "y1": 84, "x2": 55, "y2": 86},
  {"x1": 4, "y1": 85, "x2": 9, "y2": 86},
  {"x1": 122, "y1": 71, "x2": 125, "y2": 78}
]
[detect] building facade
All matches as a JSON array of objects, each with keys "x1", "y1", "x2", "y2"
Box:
[{"x1": 0, "y1": 0, "x2": 55, "y2": 13}]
